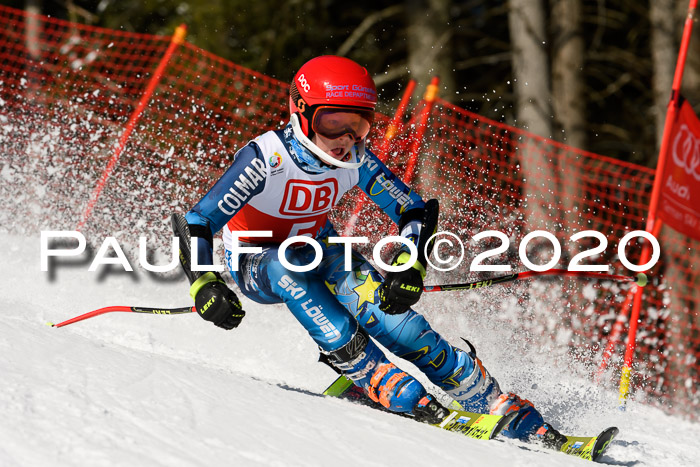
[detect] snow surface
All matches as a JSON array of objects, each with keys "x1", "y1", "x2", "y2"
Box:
[{"x1": 2, "y1": 232, "x2": 699, "y2": 467}]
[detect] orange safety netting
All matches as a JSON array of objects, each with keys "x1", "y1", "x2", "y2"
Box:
[
  {"x1": 1, "y1": 5, "x2": 698, "y2": 417},
  {"x1": 412, "y1": 98, "x2": 698, "y2": 415}
]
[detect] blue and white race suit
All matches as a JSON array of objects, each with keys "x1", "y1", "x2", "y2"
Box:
[{"x1": 184, "y1": 124, "x2": 504, "y2": 416}]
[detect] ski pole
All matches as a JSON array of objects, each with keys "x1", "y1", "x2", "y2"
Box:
[
  {"x1": 50, "y1": 270, "x2": 646, "y2": 327},
  {"x1": 48, "y1": 305, "x2": 195, "y2": 328},
  {"x1": 423, "y1": 269, "x2": 647, "y2": 292}
]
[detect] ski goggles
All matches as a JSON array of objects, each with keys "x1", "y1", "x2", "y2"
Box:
[{"x1": 311, "y1": 106, "x2": 374, "y2": 143}]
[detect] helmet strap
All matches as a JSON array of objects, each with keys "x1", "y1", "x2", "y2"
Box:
[{"x1": 290, "y1": 113, "x2": 366, "y2": 169}]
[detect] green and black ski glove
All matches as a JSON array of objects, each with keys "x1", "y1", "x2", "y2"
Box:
[
  {"x1": 378, "y1": 251, "x2": 426, "y2": 315},
  {"x1": 190, "y1": 272, "x2": 245, "y2": 330},
  {"x1": 378, "y1": 198, "x2": 439, "y2": 315}
]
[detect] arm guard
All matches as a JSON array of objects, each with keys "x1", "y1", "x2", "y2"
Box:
[
  {"x1": 396, "y1": 198, "x2": 440, "y2": 275},
  {"x1": 171, "y1": 213, "x2": 213, "y2": 285}
]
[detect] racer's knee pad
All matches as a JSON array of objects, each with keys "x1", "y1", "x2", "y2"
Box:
[
  {"x1": 322, "y1": 326, "x2": 426, "y2": 413},
  {"x1": 444, "y1": 348, "x2": 501, "y2": 413}
]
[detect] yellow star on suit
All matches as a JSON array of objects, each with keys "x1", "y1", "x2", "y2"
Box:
[{"x1": 352, "y1": 272, "x2": 382, "y2": 309}]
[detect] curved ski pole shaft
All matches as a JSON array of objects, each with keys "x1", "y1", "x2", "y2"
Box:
[
  {"x1": 49, "y1": 305, "x2": 195, "y2": 328},
  {"x1": 51, "y1": 271, "x2": 644, "y2": 326},
  {"x1": 424, "y1": 269, "x2": 647, "y2": 292}
]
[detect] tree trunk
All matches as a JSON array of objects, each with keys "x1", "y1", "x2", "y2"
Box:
[
  {"x1": 24, "y1": 0, "x2": 43, "y2": 109},
  {"x1": 405, "y1": 0, "x2": 455, "y2": 197},
  {"x1": 508, "y1": 0, "x2": 551, "y2": 138},
  {"x1": 508, "y1": 0, "x2": 554, "y2": 231},
  {"x1": 649, "y1": 0, "x2": 676, "y2": 165},
  {"x1": 406, "y1": 0, "x2": 455, "y2": 100},
  {"x1": 678, "y1": 0, "x2": 700, "y2": 115},
  {"x1": 25, "y1": 0, "x2": 42, "y2": 60},
  {"x1": 551, "y1": 0, "x2": 585, "y2": 149},
  {"x1": 550, "y1": 0, "x2": 585, "y2": 240}
]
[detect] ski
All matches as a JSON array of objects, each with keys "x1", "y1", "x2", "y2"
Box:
[
  {"x1": 323, "y1": 375, "x2": 517, "y2": 440},
  {"x1": 324, "y1": 374, "x2": 618, "y2": 461},
  {"x1": 554, "y1": 426, "x2": 619, "y2": 462}
]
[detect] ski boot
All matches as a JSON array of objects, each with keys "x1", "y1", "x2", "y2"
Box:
[
  {"x1": 489, "y1": 392, "x2": 545, "y2": 440},
  {"x1": 323, "y1": 326, "x2": 427, "y2": 413},
  {"x1": 412, "y1": 394, "x2": 450, "y2": 424},
  {"x1": 444, "y1": 348, "x2": 501, "y2": 413},
  {"x1": 364, "y1": 361, "x2": 427, "y2": 412},
  {"x1": 535, "y1": 422, "x2": 568, "y2": 450}
]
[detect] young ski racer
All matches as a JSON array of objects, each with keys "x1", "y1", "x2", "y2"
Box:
[{"x1": 172, "y1": 55, "x2": 566, "y2": 447}]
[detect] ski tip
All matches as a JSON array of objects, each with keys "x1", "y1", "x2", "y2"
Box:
[
  {"x1": 323, "y1": 375, "x2": 354, "y2": 397},
  {"x1": 46, "y1": 322, "x2": 55, "y2": 327},
  {"x1": 591, "y1": 426, "x2": 619, "y2": 462}
]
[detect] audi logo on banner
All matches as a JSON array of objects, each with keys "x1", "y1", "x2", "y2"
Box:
[{"x1": 672, "y1": 123, "x2": 700, "y2": 181}]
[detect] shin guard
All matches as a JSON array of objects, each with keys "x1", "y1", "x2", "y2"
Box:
[{"x1": 322, "y1": 326, "x2": 426, "y2": 413}]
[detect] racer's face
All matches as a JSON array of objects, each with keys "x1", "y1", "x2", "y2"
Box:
[{"x1": 311, "y1": 132, "x2": 355, "y2": 161}]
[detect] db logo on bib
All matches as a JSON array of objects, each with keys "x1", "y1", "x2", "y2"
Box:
[{"x1": 281, "y1": 179, "x2": 338, "y2": 215}]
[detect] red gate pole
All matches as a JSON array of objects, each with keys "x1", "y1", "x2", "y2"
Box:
[
  {"x1": 344, "y1": 79, "x2": 417, "y2": 235},
  {"x1": 77, "y1": 24, "x2": 187, "y2": 231},
  {"x1": 597, "y1": 220, "x2": 663, "y2": 382},
  {"x1": 376, "y1": 79, "x2": 416, "y2": 162},
  {"x1": 404, "y1": 76, "x2": 440, "y2": 185},
  {"x1": 618, "y1": 0, "x2": 697, "y2": 408},
  {"x1": 596, "y1": 288, "x2": 635, "y2": 381}
]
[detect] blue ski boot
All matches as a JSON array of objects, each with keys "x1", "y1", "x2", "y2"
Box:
[
  {"x1": 363, "y1": 360, "x2": 427, "y2": 412},
  {"x1": 535, "y1": 422, "x2": 568, "y2": 449},
  {"x1": 443, "y1": 348, "x2": 502, "y2": 413},
  {"x1": 412, "y1": 394, "x2": 450, "y2": 424},
  {"x1": 323, "y1": 326, "x2": 427, "y2": 413},
  {"x1": 489, "y1": 392, "x2": 545, "y2": 440}
]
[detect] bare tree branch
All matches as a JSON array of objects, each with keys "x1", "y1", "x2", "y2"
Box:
[
  {"x1": 588, "y1": 72, "x2": 633, "y2": 102},
  {"x1": 58, "y1": 0, "x2": 99, "y2": 24},
  {"x1": 336, "y1": 5, "x2": 403, "y2": 56},
  {"x1": 455, "y1": 52, "x2": 511, "y2": 70},
  {"x1": 374, "y1": 63, "x2": 409, "y2": 87}
]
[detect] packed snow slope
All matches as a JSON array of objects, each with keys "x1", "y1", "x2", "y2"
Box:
[{"x1": 2, "y1": 232, "x2": 699, "y2": 467}]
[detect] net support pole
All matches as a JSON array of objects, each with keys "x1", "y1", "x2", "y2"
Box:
[
  {"x1": 77, "y1": 24, "x2": 187, "y2": 231},
  {"x1": 618, "y1": 0, "x2": 697, "y2": 409}
]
